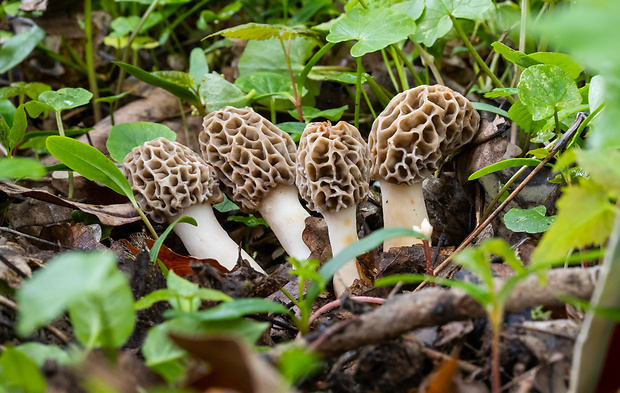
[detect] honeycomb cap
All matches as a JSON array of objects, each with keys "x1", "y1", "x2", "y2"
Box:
[
  {"x1": 199, "y1": 106, "x2": 297, "y2": 212},
  {"x1": 296, "y1": 121, "x2": 370, "y2": 213},
  {"x1": 123, "y1": 137, "x2": 223, "y2": 223},
  {"x1": 369, "y1": 85, "x2": 480, "y2": 184}
]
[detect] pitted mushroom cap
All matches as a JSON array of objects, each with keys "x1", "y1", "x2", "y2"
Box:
[
  {"x1": 123, "y1": 137, "x2": 223, "y2": 224},
  {"x1": 369, "y1": 85, "x2": 480, "y2": 184},
  {"x1": 199, "y1": 106, "x2": 297, "y2": 212},
  {"x1": 296, "y1": 121, "x2": 370, "y2": 213}
]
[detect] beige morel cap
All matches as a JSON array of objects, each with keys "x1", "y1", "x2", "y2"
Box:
[
  {"x1": 199, "y1": 106, "x2": 297, "y2": 212},
  {"x1": 123, "y1": 137, "x2": 223, "y2": 223},
  {"x1": 369, "y1": 85, "x2": 480, "y2": 184},
  {"x1": 296, "y1": 121, "x2": 370, "y2": 213}
]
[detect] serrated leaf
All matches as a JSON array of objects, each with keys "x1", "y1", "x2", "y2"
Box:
[
  {"x1": 46, "y1": 136, "x2": 136, "y2": 204},
  {"x1": 106, "y1": 122, "x2": 177, "y2": 163},
  {"x1": 327, "y1": 7, "x2": 415, "y2": 57},
  {"x1": 468, "y1": 158, "x2": 542, "y2": 180},
  {"x1": 532, "y1": 181, "x2": 616, "y2": 264},
  {"x1": 413, "y1": 0, "x2": 493, "y2": 46},
  {"x1": 210, "y1": 23, "x2": 317, "y2": 41},
  {"x1": 0, "y1": 157, "x2": 46, "y2": 180},
  {"x1": 504, "y1": 206, "x2": 556, "y2": 233},
  {"x1": 517, "y1": 64, "x2": 582, "y2": 121},
  {"x1": 199, "y1": 72, "x2": 252, "y2": 112}
]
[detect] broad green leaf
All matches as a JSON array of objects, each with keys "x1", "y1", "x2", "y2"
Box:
[
  {"x1": 3, "y1": 104, "x2": 27, "y2": 149},
  {"x1": 289, "y1": 105, "x2": 348, "y2": 122},
  {"x1": 104, "y1": 35, "x2": 160, "y2": 50},
  {"x1": 238, "y1": 37, "x2": 316, "y2": 77},
  {"x1": 532, "y1": 181, "x2": 617, "y2": 264},
  {"x1": 0, "y1": 82, "x2": 51, "y2": 101},
  {"x1": 413, "y1": 0, "x2": 493, "y2": 46},
  {"x1": 503, "y1": 206, "x2": 556, "y2": 233},
  {"x1": 468, "y1": 158, "x2": 542, "y2": 180},
  {"x1": 527, "y1": 52, "x2": 584, "y2": 80},
  {"x1": 588, "y1": 75, "x2": 605, "y2": 114},
  {"x1": 228, "y1": 214, "x2": 268, "y2": 228},
  {"x1": 213, "y1": 195, "x2": 240, "y2": 213},
  {"x1": 278, "y1": 121, "x2": 306, "y2": 142},
  {"x1": 106, "y1": 122, "x2": 177, "y2": 163},
  {"x1": 15, "y1": 343, "x2": 71, "y2": 367},
  {"x1": 517, "y1": 64, "x2": 582, "y2": 121},
  {"x1": 108, "y1": 14, "x2": 163, "y2": 38},
  {"x1": 189, "y1": 47, "x2": 209, "y2": 85},
  {"x1": 278, "y1": 347, "x2": 323, "y2": 384},
  {"x1": 113, "y1": 61, "x2": 200, "y2": 107},
  {"x1": 235, "y1": 72, "x2": 296, "y2": 100},
  {"x1": 327, "y1": 7, "x2": 415, "y2": 57},
  {"x1": 485, "y1": 88, "x2": 517, "y2": 98},
  {"x1": 0, "y1": 25, "x2": 45, "y2": 74},
  {"x1": 152, "y1": 71, "x2": 194, "y2": 89},
  {"x1": 0, "y1": 98, "x2": 16, "y2": 127},
  {"x1": 38, "y1": 88, "x2": 93, "y2": 112},
  {"x1": 142, "y1": 320, "x2": 190, "y2": 384},
  {"x1": 199, "y1": 72, "x2": 252, "y2": 112},
  {"x1": 471, "y1": 102, "x2": 510, "y2": 118},
  {"x1": 390, "y1": 0, "x2": 425, "y2": 21},
  {"x1": 185, "y1": 298, "x2": 292, "y2": 321},
  {"x1": 577, "y1": 149, "x2": 620, "y2": 192},
  {"x1": 16, "y1": 251, "x2": 130, "y2": 337},
  {"x1": 0, "y1": 157, "x2": 46, "y2": 180},
  {"x1": 0, "y1": 346, "x2": 46, "y2": 393},
  {"x1": 46, "y1": 136, "x2": 136, "y2": 203},
  {"x1": 24, "y1": 100, "x2": 54, "y2": 118},
  {"x1": 508, "y1": 100, "x2": 546, "y2": 134},
  {"x1": 209, "y1": 23, "x2": 317, "y2": 41}
]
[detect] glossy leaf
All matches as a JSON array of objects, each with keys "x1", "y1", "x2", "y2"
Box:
[
  {"x1": 0, "y1": 25, "x2": 45, "y2": 74},
  {"x1": 46, "y1": 136, "x2": 136, "y2": 203},
  {"x1": 0, "y1": 346, "x2": 46, "y2": 393},
  {"x1": 504, "y1": 206, "x2": 556, "y2": 233},
  {"x1": 414, "y1": 0, "x2": 493, "y2": 46},
  {"x1": 468, "y1": 158, "x2": 542, "y2": 180},
  {"x1": 0, "y1": 99, "x2": 16, "y2": 127},
  {"x1": 106, "y1": 122, "x2": 177, "y2": 163},
  {"x1": 142, "y1": 320, "x2": 189, "y2": 384},
  {"x1": 0, "y1": 157, "x2": 46, "y2": 180},
  {"x1": 517, "y1": 64, "x2": 582, "y2": 121},
  {"x1": 38, "y1": 88, "x2": 93, "y2": 112},
  {"x1": 492, "y1": 42, "x2": 583, "y2": 79},
  {"x1": 199, "y1": 72, "x2": 252, "y2": 112},
  {"x1": 327, "y1": 7, "x2": 415, "y2": 57},
  {"x1": 113, "y1": 61, "x2": 200, "y2": 106}
]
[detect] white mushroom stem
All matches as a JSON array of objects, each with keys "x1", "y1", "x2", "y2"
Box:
[
  {"x1": 171, "y1": 204, "x2": 265, "y2": 274},
  {"x1": 322, "y1": 206, "x2": 361, "y2": 296},
  {"x1": 258, "y1": 184, "x2": 312, "y2": 260},
  {"x1": 380, "y1": 180, "x2": 429, "y2": 251}
]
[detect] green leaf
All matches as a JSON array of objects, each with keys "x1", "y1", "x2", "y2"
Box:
[
  {"x1": 15, "y1": 343, "x2": 71, "y2": 368},
  {"x1": 16, "y1": 251, "x2": 134, "y2": 343},
  {"x1": 277, "y1": 121, "x2": 306, "y2": 142},
  {"x1": 238, "y1": 37, "x2": 316, "y2": 77},
  {"x1": 413, "y1": 0, "x2": 493, "y2": 46},
  {"x1": 181, "y1": 298, "x2": 292, "y2": 321},
  {"x1": 485, "y1": 88, "x2": 517, "y2": 98},
  {"x1": 235, "y1": 72, "x2": 296, "y2": 101},
  {"x1": 390, "y1": 0, "x2": 425, "y2": 21},
  {"x1": 151, "y1": 71, "x2": 194, "y2": 89},
  {"x1": 278, "y1": 347, "x2": 323, "y2": 384},
  {"x1": 0, "y1": 98, "x2": 16, "y2": 127},
  {"x1": 0, "y1": 82, "x2": 51, "y2": 101},
  {"x1": 135, "y1": 287, "x2": 232, "y2": 311},
  {"x1": 503, "y1": 206, "x2": 556, "y2": 233},
  {"x1": 526, "y1": 52, "x2": 584, "y2": 80},
  {"x1": 325, "y1": 72, "x2": 370, "y2": 85},
  {"x1": 508, "y1": 100, "x2": 546, "y2": 134},
  {"x1": 38, "y1": 88, "x2": 93, "y2": 113},
  {"x1": 199, "y1": 72, "x2": 252, "y2": 112},
  {"x1": 94, "y1": 91, "x2": 130, "y2": 104},
  {"x1": 106, "y1": 122, "x2": 177, "y2": 163},
  {"x1": 209, "y1": 23, "x2": 317, "y2": 41},
  {"x1": 113, "y1": 61, "x2": 200, "y2": 107},
  {"x1": 471, "y1": 102, "x2": 510, "y2": 118},
  {"x1": 0, "y1": 346, "x2": 46, "y2": 393},
  {"x1": 0, "y1": 25, "x2": 45, "y2": 74},
  {"x1": 0, "y1": 157, "x2": 46, "y2": 180},
  {"x1": 228, "y1": 214, "x2": 268, "y2": 228},
  {"x1": 532, "y1": 181, "x2": 617, "y2": 265},
  {"x1": 289, "y1": 105, "x2": 348, "y2": 122},
  {"x1": 2, "y1": 104, "x2": 26, "y2": 150},
  {"x1": 327, "y1": 7, "x2": 415, "y2": 57},
  {"x1": 142, "y1": 320, "x2": 189, "y2": 384},
  {"x1": 45, "y1": 136, "x2": 136, "y2": 204},
  {"x1": 150, "y1": 216, "x2": 196, "y2": 264},
  {"x1": 468, "y1": 158, "x2": 542, "y2": 180},
  {"x1": 213, "y1": 195, "x2": 240, "y2": 212},
  {"x1": 517, "y1": 64, "x2": 582, "y2": 121},
  {"x1": 189, "y1": 47, "x2": 209, "y2": 85},
  {"x1": 577, "y1": 149, "x2": 620, "y2": 192}
]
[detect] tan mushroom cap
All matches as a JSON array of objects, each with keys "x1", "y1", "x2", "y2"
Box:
[
  {"x1": 369, "y1": 85, "x2": 480, "y2": 184},
  {"x1": 199, "y1": 106, "x2": 297, "y2": 213},
  {"x1": 297, "y1": 121, "x2": 370, "y2": 213},
  {"x1": 123, "y1": 137, "x2": 223, "y2": 224}
]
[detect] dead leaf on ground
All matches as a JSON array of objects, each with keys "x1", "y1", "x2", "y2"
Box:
[
  {"x1": 0, "y1": 243, "x2": 32, "y2": 288},
  {"x1": 302, "y1": 216, "x2": 331, "y2": 263},
  {"x1": 40, "y1": 222, "x2": 105, "y2": 250}
]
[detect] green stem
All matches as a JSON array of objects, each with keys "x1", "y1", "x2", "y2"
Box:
[
  {"x1": 481, "y1": 165, "x2": 528, "y2": 222},
  {"x1": 380, "y1": 48, "x2": 399, "y2": 91},
  {"x1": 84, "y1": 0, "x2": 101, "y2": 123},
  {"x1": 389, "y1": 45, "x2": 408, "y2": 91},
  {"x1": 413, "y1": 42, "x2": 444, "y2": 85},
  {"x1": 279, "y1": 37, "x2": 303, "y2": 122},
  {"x1": 136, "y1": 206, "x2": 159, "y2": 240},
  {"x1": 362, "y1": 87, "x2": 376, "y2": 119},
  {"x1": 55, "y1": 111, "x2": 74, "y2": 198},
  {"x1": 393, "y1": 44, "x2": 424, "y2": 86},
  {"x1": 297, "y1": 42, "x2": 335, "y2": 99},
  {"x1": 553, "y1": 106, "x2": 560, "y2": 137},
  {"x1": 450, "y1": 14, "x2": 512, "y2": 102},
  {"x1": 354, "y1": 56, "x2": 363, "y2": 129}
]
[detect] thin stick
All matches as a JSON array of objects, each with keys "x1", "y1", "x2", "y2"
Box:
[
  {"x1": 415, "y1": 113, "x2": 586, "y2": 290},
  {"x1": 0, "y1": 227, "x2": 73, "y2": 249}
]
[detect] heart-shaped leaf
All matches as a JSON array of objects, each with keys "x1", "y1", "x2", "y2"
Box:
[
  {"x1": 38, "y1": 88, "x2": 93, "y2": 112},
  {"x1": 106, "y1": 122, "x2": 177, "y2": 163},
  {"x1": 504, "y1": 206, "x2": 556, "y2": 233},
  {"x1": 518, "y1": 64, "x2": 582, "y2": 120},
  {"x1": 327, "y1": 7, "x2": 416, "y2": 57}
]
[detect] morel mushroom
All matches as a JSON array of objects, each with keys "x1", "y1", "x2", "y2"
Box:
[
  {"x1": 123, "y1": 137, "x2": 265, "y2": 273},
  {"x1": 199, "y1": 106, "x2": 311, "y2": 260},
  {"x1": 369, "y1": 85, "x2": 480, "y2": 250},
  {"x1": 296, "y1": 121, "x2": 370, "y2": 296}
]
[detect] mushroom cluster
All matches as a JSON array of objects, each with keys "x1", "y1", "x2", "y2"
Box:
[
  {"x1": 296, "y1": 121, "x2": 370, "y2": 295},
  {"x1": 199, "y1": 106, "x2": 311, "y2": 260},
  {"x1": 123, "y1": 137, "x2": 265, "y2": 273},
  {"x1": 369, "y1": 85, "x2": 480, "y2": 250}
]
